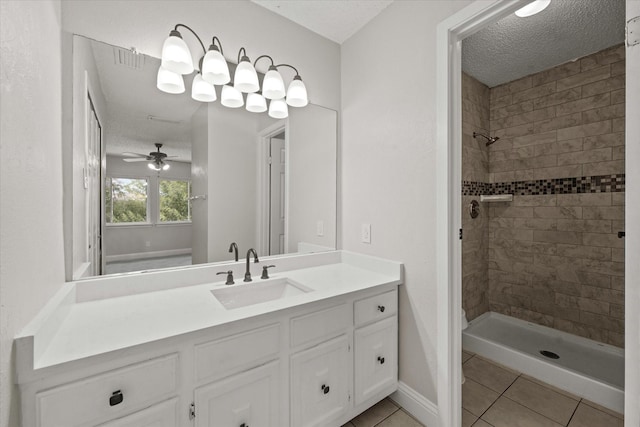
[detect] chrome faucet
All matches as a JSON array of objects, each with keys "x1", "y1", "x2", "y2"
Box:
[
  {"x1": 228, "y1": 242, "x2": 239, "y2": 262},
  {"x1": 244, "y1": 248, "x2": 259, "y2": 282}
]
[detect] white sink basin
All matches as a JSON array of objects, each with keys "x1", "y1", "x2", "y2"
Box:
[{"x1": 211, "y1": 278, "x2": 313, "y2": 310}]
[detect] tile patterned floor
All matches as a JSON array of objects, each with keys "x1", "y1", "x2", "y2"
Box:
[
  {"x1": 462, "y1": 351, "x2": 625, "y2": 427},
  {"x1": 342, "y1": 352, "x2": 625, "y2": 427}
]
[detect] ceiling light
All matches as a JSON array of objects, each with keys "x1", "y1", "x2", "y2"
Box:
[
  {"x1": 148, "y1": 162, "x2": 161, "y2": 171},
  {"x1": 246, "y1": 93, "x2": 267, "y2": 113},
  {"x1": 269, "y1": 98, "x2": 288, "y2": 119},
  {"x1": 157, "y1": 66, "x2": 185, "y2": 94},
  {"x1": 515, "y1": 0, "x2": 551, "y2": 17},
  {"x1": 161, "y1": 29, "x2": 194, "y2": 74},
  {"x1": 191, "y1": 74, "x2": 217, "y2": 102},
  {"x1": 201, "y1": 38, "x2": 230, "y2": 85},
  {"x1": 221, "y1": 85, "x2": 244, "y2": 108},
  {"x1": 156, "y1": 23, "x2": 309, "y2": 115},
  {"x1": 262, "y1": 66, "x2": 286, "y2": 99},
  {"x1": 286, "y1": 75, "x2": 308, "y2": 107},
  {"x1": 234, "y1": 48, "x2": 260, "y2": 93}
]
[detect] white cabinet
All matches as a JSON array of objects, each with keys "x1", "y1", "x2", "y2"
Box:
[
  {"x1": 194, "y1": 361, "x2": 280, "y2": 427},
  {"x1": 36, "y1": 354, "x2": 178, "y2": 427},
  {"x1": 354, "y1": 316, "x2": 398, "y2": 405},
  {"x1": 21, "y1": 285, "x2": 398, "y2": 427},
  {"x1": 97, "y1": 398, "x2": 178, "y2": 427},
  {"x1": 290, "y1": 335, "x2": 351, "y2": 427}
]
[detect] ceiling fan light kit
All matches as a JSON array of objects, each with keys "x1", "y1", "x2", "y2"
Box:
[
  {"x1": 157, "y1": 24, "x2": 308, "y2": 118},
  {"x1": 123, "y1": 143, "x2": 173, "y2": 171}
]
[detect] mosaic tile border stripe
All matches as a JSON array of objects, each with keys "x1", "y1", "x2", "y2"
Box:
[{"x1": 462, "y1": 174, "x2": 625, "y2": 196}]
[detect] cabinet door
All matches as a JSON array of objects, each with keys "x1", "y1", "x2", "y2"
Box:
[
  {"x1": 290, "y1": 335, "x2": 351, "y2": 427},
  {"x1": 97, "y1": 398, "x2": 178, "y2": 427},
  {"x1": 354, "y1": 316, "x2": 397, "y2": 405},
  {"x1": 194, "y1": 361, "x2": 280, "y2": 427}
]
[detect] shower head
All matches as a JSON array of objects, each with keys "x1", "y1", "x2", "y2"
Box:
[{"x1": 473, "y1": 132, "x2": 500, "y2": 146}]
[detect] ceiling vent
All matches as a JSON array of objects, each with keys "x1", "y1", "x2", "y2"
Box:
[{"x1": 113, "y1": 46, "x2": 145, "y2": 70}]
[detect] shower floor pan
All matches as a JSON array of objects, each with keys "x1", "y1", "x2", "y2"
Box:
[{"x1": 463, "y1": 311, "x2": 624, "y2": 413}]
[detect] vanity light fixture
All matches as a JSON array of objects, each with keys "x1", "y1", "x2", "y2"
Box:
[
  {"x1": 246, "y1": 92, "x2": 268, "y2": 113},
  {"x1": 158, "y1": 23, "x2": 309, "y2": 117},
  {"x1": 515, "y1": 0, "x2": 551, "y2": 17}
]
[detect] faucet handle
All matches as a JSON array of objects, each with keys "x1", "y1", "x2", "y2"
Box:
[
  {"x1": 217, "y1": 270, "x2": 234, "y2": 285},
  {"x1": 261, "y1": 265, "x2": 276, "y2": 279}
]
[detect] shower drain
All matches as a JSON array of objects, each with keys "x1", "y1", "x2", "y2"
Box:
[{"x1": 540, "y1": 350, "x2": 560, "y2": 359}]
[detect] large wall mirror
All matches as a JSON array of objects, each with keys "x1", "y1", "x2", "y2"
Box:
[{"x1": 66, "y1": 35, "x2": 337, "y2": 280}]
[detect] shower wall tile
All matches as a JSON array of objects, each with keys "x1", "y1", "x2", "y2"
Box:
[
  {"x1": 461, "y1": 73, "x2": 491, "y2": 321},
  {"x1": 486, "y1": 45, "x2": 626, "y2": 347}
]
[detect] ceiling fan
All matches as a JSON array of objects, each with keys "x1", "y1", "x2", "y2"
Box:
[{"x1": 122, "y1": 143, "x2": 177, "y2": 171}]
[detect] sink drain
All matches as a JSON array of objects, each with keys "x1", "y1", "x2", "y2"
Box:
[{"x1": 540, "y1": 350, "x2": 560, "y2": 359}]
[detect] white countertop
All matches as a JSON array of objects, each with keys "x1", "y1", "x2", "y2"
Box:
[{"x1": 15, "y1": 251, "x2": 402, "y2": 380}]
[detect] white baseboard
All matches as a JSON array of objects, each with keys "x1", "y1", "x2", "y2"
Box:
[
  {"x1": 390, "y1": 381, "x2": 439, "y2": 427},
  {"x1": 106, "y1": 248, "x2": 191, "y2": 262}
]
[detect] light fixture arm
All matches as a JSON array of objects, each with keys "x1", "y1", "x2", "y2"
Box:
[
  {"x1": 209, "y1": 36, "x2": 224, "y2": 55},
  {"x1": 237, "y1": 47, "x2": 250, "y2": 63},
  {"x1": 253, "y1": 54, "x2": 275, "y2": 69},
  {"x1": 275, "y1": 63, "x2": 301, "y2": 78},
  {"x1": 173, "y1": 23, "x2": 207, "y2": 55}
]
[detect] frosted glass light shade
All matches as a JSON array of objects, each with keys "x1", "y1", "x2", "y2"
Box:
[
  {"x1": 221, "y1": 85, "x2": 244, "y2": 108},
  {"x1": 262, "y1": 68, "x2": 285, "y2": 99},
  {"x1": 157, "y1": 66, "x2": 185, "y2": 94},
  {"x1": 246, "y1": 93, "x2": 267, "y2": 113},
  {"x1": 202, "y1": 48, "x2": 230, "y2": 85},
  {"x1": 286, "y1": 77, "x2": 308, "y2": 107},
  {"x1": 162, "y1": 163, "x2": 170, "y2": 171},
  {"x1": 515, "y1": 0, "x2": 551, "y2": 17},
  {"x1": 234, "y1": 60, "x2": 260, "y2": 93},
  {"x1": 161, "y1": 33, "x2": 194, "y2": 74},
  {"x1": 268, "y1": 98, "x2": 288, "y2": 119},
  {"x1": 148, "y1": 162, "x2": 161, "y2": 171},
  {"x1": 192, "y1": 74, "x2": 217, "y2": 102}
]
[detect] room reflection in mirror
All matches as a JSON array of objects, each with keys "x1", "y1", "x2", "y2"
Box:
[{"x1": 67, "y1": 35, "x2": 337, "y2": 280}]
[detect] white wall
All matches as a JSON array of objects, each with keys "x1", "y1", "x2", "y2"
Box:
[
  {"x1": 288, "y1": 105, "x2": 337, "y2": 251},
  {"x1": 104, "y1": 155, "x2": 192, "y2": 258},
  {"x1": 191, "y1": 105, "x2": 209, "y2": 264},
  {"x1": 0, "y1": 2, "x2": 65, "y2": 426},
  {"x1": 207, "y1": 105, "x2": 264, "y2": 262},
  {"x1": 341, "y1": 1, "x2": 473, "y2": 403}
]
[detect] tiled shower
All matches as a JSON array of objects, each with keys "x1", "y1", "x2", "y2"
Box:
[{"x1": 461, "y1": 44, "x2": 625, "y2": 348}]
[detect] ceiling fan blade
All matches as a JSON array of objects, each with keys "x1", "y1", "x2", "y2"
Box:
[
  {"x1": 123, "y1": 157, "x2": 150, "y2": 162},
  {"x1": 122, "y1": 152, "x2": 148, "y2": 158}
]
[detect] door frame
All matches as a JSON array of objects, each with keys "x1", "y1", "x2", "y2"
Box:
[
  {"x1": 256, "y1": 120, "x2": 288, "y2": 256},
  {"x1": 436, "y1": 1, "x2": 639, "y2": 426}
]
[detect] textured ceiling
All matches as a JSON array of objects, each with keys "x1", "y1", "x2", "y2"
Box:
[
  {"x1": 90, "y1": 38, "x2": 196, "y2": 162},
  {"x1": 462, "y1": 0, "x2": 626, "y2": 88},
  {"x1": 251, "y1": 0, "x2": 393, "y2": 44}
]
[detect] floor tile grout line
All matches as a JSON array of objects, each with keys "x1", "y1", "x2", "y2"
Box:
[
  {"x1": 564, "y1": 398, "x2": 583, "y2": 426},
  {"x1": 372, "y1": 406, "x2": 401, "y2": 427},
  {"x1": 474, "y1": 372, "x2": 522, "y2": 422}
]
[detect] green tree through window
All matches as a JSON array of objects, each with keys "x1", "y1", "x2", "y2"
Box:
[
  {"x1": 105, "y1": 177, "x2": 148, "y2": 223},
  {"x1": 160, "y1": 180, "x2": 191, "y2": 222}
]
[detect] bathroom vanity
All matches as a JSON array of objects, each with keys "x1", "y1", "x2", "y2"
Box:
[{"x1": 15, "y1": 251, "x2": 402, "y2": 427}]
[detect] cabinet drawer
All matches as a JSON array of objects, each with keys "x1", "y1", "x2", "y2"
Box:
[
  {"x1": 97, "y1": 398, "x2": 178, "y2": 427},
  {"x1": 354, "y1": 289, "x2": 397, "y2": 326},
  {"x1": 291, "y1": 303, "x2": 351, "y2": 349},
  {"x1": 354, "y1": 316, "x2": 398, "y2": 405},
  {"x1": 195, "y1": 323, "x2": 280, "y2": 383},
  {"x1": 37, "y1": 354, "x2": 178, "y2": 427}
]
